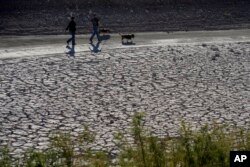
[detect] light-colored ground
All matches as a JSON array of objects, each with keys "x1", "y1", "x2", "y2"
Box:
[
  {"x1": 0, "y1": 30, "x2": 249, "y2": 156},
  {"x1": 1, "y1": 29, "x2": 250, "y2": 59}
]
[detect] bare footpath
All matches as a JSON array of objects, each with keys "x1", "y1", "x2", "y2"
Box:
[{"x1": 0, "y1": 30, "x2": 249, "y2": 157}]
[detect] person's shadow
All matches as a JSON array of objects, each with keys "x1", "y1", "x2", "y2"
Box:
[
  {"x1": 89, "y1": 41, "x2": 101, "y2": 53},
  {"x1": 66, "y1": 45, "x2": 75, "y2": 57}
]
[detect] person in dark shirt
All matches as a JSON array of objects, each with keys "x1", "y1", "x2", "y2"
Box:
[
  {"x1": 66, "y1": 17, "x2": 76, "y2": 46},
  {"x1": 89, "y1": 14, "x2": 101, "y2": 43}
]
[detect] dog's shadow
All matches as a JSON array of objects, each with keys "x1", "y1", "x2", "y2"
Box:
[
  {"x1": 122, "y1": 41, "x2": 136, "y2": 45},
  {"x1": 100, "y1": 34, "x2": 111, "y2": 41}
]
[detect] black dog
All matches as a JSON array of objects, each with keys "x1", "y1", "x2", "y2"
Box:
[{"x1": 120, "y1": 33, "x2": 135, "y2": 43}]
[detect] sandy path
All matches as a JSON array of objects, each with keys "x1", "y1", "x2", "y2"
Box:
[{"x1": 1, "y1": 29, "x2": 250, "y2": 59}]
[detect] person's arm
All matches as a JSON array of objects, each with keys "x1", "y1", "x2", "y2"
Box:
[
  {"x1": 66, "y1": 23, "x2": 69, "y2": 31},
  {"x1": 88, "y1": 18, "x2": 93, "y2": 31},
  {"x1": 66, "y1": 21, "x2": 71, "y2": 31},
  {"x1": 98, "y1": 18, "x2": 101, "y2": 28}
]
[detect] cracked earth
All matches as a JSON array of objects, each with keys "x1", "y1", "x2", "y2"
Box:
[{"x1": 0, "y1": 41, "x2": 249, "y2": 156}]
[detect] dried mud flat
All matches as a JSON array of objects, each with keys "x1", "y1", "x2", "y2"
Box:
[{"x1": 0, "y1": 41, "x2": 250, "y2": 156}]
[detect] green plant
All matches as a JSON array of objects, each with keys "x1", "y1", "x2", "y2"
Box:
[
  {"x1": 0, "y1": 146, "x2": 12, "y2": 167},
  {"x1": 117, "y1": 112, "x2": 169, "y2": 167},
  {"x1": 1, "y1": 114, "x2": 250, "y2": 167},
  {"x1": 23, "y1": 149, "x2": 59, "y2": 167}
]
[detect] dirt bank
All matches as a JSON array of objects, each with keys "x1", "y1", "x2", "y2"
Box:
[{"x1": 0, "y1": 1, "x2": 250, "y2": 35}]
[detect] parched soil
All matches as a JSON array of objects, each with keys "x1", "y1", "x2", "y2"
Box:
[
  {"x1": 0, "y1": 41, "x2": 249, "y2": 156},
  {"x1": 0, "y1": 2, "x2": 250, "y2": 35}
]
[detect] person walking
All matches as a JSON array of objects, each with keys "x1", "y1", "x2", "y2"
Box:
[
  {"x1": 66, "y1": 17, "x2": 76, "y2": 46},
  {"x1": 89, "y1": 13, "x2": 101, "y2": 43}
]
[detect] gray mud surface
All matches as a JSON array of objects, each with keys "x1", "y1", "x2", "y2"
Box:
[{"x1": 0, "y1": 40, "x2": 249, "y2": 156}]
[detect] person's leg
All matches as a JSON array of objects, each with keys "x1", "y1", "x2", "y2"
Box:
[
  {"x1": 67, "y1": 32, "x2": 72, "y2": 45},
  {"x1": 97, "y1": 31, "x2": 101, "y2": 42},
  {"x1": 95, "y1": 27, "x2": 101, "y2": 42},
  {"x1": 89, "y1": 29, "x2": 95, "y2": 42},
  {"x1": 72, "y1": 32, "x2": 75, "y2": 45},
  {"x1": 67, "y1": 37, "x2": 72, "y2": 45}
]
